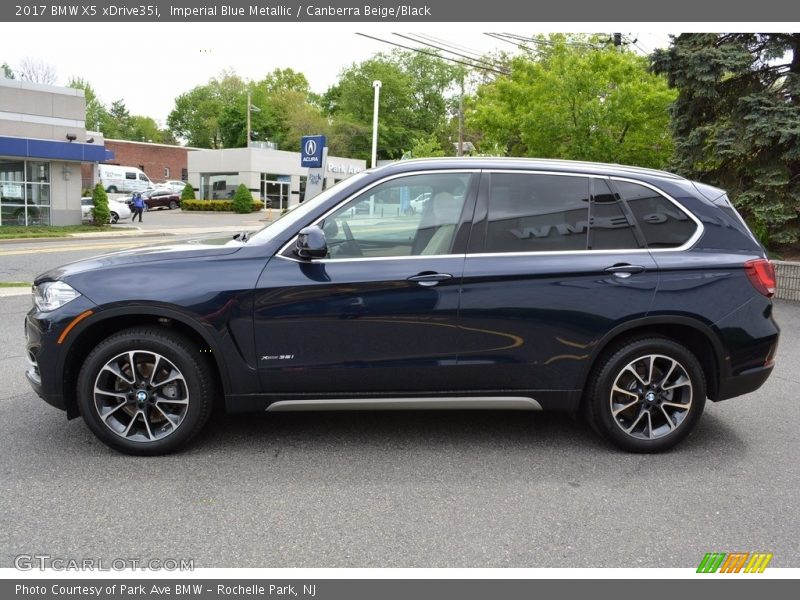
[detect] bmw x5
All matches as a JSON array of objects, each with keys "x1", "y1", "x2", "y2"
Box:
[{"x1": 25, "y1": 159, "x2": 779, "y2": 454}]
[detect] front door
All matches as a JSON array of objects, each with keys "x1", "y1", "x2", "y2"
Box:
[{"x1": 254, "y1": 171, "x2": 478, "y2": 394}]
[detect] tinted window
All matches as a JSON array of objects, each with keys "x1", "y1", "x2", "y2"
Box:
[
  {"x1": 590, "y1": 179, "x2": 640, "y2": 250},
  {"x1": 125, "y1": 172, "x2": 135, "y2": 180},
  {"x1": 615, "y1": 181, "x2": 697, "y2": 248},
  {"x1": 318, "y1": 173, "x2": 472, "y2": 259},
  {"x1": 485, "y1": 173, "x2": 589, "y2": 253}
]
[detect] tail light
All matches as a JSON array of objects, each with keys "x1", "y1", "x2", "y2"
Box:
[{"x1": 744, "y1": 258, "x2": 776, "y2": 298}]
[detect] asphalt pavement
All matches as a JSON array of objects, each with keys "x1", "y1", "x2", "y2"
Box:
[{"x1": 1, "y1": 292, "x2": 798, "y2": 568}]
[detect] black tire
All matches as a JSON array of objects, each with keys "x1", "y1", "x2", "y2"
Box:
[
  {"x1": 169, "y1": 200, "x2": 178, "y2": 210},
  {"x1": 76, "y1": 327, "x2": 215, "y2": 455},
  {"x1": 109, "y1": 212, "x2": 119, "y2": 224},
  {"x1": 107, "y1": 186, "x2": 117, "y2": 193},
  {"x1": 585, "y1": 337, "x2": 706, "y2": 453}
]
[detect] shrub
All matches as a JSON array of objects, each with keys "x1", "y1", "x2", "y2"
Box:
[
  {"x1": 181, "y1": 184, "x2": 196, "y2": 201},
  {"x1": 181, "y1": 200, "x2": 262, "y2": 212},
  {"x1": 91, "y1": 183, "x2": 110, "y2": 226},
  {"x1": 232, "y1": 184, "x2": 253, "y2": 214}
]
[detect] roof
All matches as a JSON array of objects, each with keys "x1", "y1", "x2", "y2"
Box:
[{"x1": 372, "y1": 157, "x2": 686, "y2": 183}]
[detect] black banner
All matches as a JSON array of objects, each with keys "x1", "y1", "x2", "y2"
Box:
[
  {"x1": 4, "y1": 579, "x2": 800, "y2": 600},
  {"x1": 1, "y1": 0, "x2": 798, "y2": 22}
]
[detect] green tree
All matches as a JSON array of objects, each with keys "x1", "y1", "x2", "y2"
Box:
[
  {"x1": 469, "y1": 35, "x2": 676, "y2": 168},
  {"x1": 181, "y1": 183, "x2": 196, "y2": 201},
  {"x1": 2, "y1": 62, "x2": 14, "y2": 79},
  {"x1": 324, "y1": 50, "x2": 458, "y2": 160},
  {"x1": 231, "y1": 183, "x2": 253, "y2": 214},
  {"x1": 91, "y1": 183, "x2": 110, "y2": 226},
  {"x1": 168, "y1": 71, "x2": 251, "y2": 148},
  {"x1": 652, "y1": 33, "x2": 800, "y2": 245},
  {"x1": 406, "y1": 133, "x2": 446, "y2": 158},
  {"x1": 67, "y1": 77, "x2": 108, "y2": 132}
]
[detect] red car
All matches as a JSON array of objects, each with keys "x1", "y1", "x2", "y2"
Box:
[{"x1": 126, "y1": 189, "x2": 181, "y2": 211}]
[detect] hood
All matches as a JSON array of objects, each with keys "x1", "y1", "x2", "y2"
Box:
[{"x1": 35, "y1": 235, "x2": 246, "y2": 284}]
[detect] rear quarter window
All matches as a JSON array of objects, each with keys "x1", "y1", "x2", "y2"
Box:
[{"x1": 614, "y1": 180, "x2": 697, "y2": 248}]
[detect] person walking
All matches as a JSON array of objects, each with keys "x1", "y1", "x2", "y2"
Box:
[{"x1": 132, "y1": 192, "x2": 145, "y2": 223}]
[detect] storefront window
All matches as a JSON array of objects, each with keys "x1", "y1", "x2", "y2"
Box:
[
  {"x1": 0, "y1": 159, "x2": 51, "y2": 226},
  {"x1": 200, "y1": 173, "x2": 238, "y2": 200}
]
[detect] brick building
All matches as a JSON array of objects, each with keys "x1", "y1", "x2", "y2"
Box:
[{"x1": 81, "y1": 139, "x2": 197, "y2": 190}]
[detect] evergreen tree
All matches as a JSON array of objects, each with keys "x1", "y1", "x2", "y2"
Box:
[
  {"x1": 652, "y1": 34, "x2": 800, "y2": 245},
  {"x1": 91, "y1": 183, "x2": 110, "y2": 226},
  {"x1": 232, "y1": 184, "x2": 253, "y2": 214}
]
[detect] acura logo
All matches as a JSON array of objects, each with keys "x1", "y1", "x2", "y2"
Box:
[{"x1": 304, "y1": 139, "x2": 317, "y2": 156}]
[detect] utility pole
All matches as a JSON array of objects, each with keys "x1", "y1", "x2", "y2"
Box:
[
  {"x1": 613, "y1": 33, "x2": 623, "y2": 50},
  {"x1": 457, "y1": 73, "x2": 464, "y2": 157}
]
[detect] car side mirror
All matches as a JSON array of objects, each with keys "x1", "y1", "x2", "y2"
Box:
[{"x1": 295, "y1": 225, "x2": 328, "y2": 259}]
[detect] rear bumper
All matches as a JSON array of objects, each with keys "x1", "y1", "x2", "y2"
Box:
[{"x1": 714, "y1": 363, "x2": 774, "y2": 401}]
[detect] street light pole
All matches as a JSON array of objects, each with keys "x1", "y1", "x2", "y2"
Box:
[
  {"x1": 371, "y1": 80, "x2": 382, "y2": 169},
  {"x1": 246, "y1": 91, "x2": 252, "y2": 149}
]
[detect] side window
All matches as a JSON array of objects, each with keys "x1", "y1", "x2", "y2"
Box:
[
  {"x1": 615, "y1": 180, "x2": 697, "y2": 248},
  {"x1": 485, "y1": 173, "x2": 589, "y2": 253},
  {"x1": 319, "y1": 173, "x2": 472, "y2": 259},
  {"x1": 589, "y1": 179, "x2": 640, "y2": 250},
  {"x1": 125, "y1": 172, "x2": 136, "y2": 180},
  {"x1": 139, "y1": 173, "x2": 149, "y2": 182}
]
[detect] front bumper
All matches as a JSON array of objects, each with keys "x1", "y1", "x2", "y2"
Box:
[{"x1": 25, "y1": 295, "x2": 97, "y2": 416}]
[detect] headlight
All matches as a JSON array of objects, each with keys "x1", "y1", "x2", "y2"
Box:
[{"x1": 32, "y1": 281, "x2": 81, "y2": 312}]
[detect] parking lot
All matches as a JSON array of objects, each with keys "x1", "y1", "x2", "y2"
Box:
[{"x1": 1, "y1": 294, "x2": 798, "y2": 568}]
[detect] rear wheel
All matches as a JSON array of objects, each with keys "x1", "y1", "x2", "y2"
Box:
[
  {"x1": 109, "y1": 212, "x2": 119, "y2": 224},
  {"x1": 585, "y1": 337, "x2": 706, "y2": 453},
  {"x1": 107, "y1": 186, "x2": 117, "y2": 193},
  {"x1": 76, "y1": 327, "x2": 214, "y2": 455},
  {"x1": 169, "y1": 200, "x2": 178, "y2": 210}
]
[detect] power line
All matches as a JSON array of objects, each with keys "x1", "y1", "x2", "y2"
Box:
[
  {"x1": 394, "y1": 33, "x2": 509, "y2": 73},
  {"x1": 412, "y1": 33, "x2": 491, "y2": 61},
  {"x1": 355, "y1": 32, "x2": 509, "y2": 75}
]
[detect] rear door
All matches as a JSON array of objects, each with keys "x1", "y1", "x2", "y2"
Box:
[{"x1": 457, "y1": 170, "x2": 659, "y2": 395}]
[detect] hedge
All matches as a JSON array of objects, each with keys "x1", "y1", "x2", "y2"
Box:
[{"x1": 182, "y1": 200, "x2": 263, "y2": 212}]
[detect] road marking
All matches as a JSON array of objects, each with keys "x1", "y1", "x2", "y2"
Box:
[{"x1": 0, "y1": 241, "x2": 150, "y2": 257}]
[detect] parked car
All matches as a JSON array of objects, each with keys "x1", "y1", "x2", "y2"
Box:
[
  {"x1": 81, "y1": 197, "x2": 132, "y2": 224},
  {"x1": 124, "y1": 188, "x2": 181, "y2": 211},
  {"x1": 156, "y1": 180, "x2": 188, "y2": 194},
  {"x1": 25, "y1": 158, "x2": 779, "y2": 455}
]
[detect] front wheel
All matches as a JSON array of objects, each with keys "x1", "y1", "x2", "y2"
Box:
[
  {"x1": 585, "y1": 337, "x2": 706, "y2": 453},
  {"x1": 169, "y1": 200, "x2": 178, "y2": 210},
  {"x1": 76, "y1": 327, "x2": 214, "y2": 455},
  {"x1": 109, "y1": 212, "x2": 119, "y2": 224}
]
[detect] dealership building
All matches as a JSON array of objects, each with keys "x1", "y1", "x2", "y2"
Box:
[
  {"x1": 187, "y1": 145, "x2": 366, "y2": 209},
  {"x1": 0, "y1": 77, "x2": 112, "y2": 226}
]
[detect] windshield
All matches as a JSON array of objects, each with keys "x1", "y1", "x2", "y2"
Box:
[{"x1": 247, "y1": 172, "x2": 372, "y2": 243}]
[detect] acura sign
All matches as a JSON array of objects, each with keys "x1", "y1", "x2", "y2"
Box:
[{"x1": 300, "y1": 135, "x2": 325, "y2": 168}]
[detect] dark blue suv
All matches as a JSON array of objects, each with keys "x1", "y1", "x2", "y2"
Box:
[{"x1": 25, "y1": 159, "x2": 779, "y2": 454}]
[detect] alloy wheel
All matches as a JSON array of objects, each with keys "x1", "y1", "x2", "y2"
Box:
[{"x1": 609, "y1": 354, "x2": 693, "y2": 440}]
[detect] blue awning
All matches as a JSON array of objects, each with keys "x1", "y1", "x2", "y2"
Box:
[{"x1": 0, "y1": 136, "x2": 114, "y2": 162}]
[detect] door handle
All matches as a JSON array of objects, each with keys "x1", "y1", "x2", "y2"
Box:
[
  {"x1": 604, "y1": 264, "x2": 646, "y2": 278},
  {"x1": 407, "y1": 273, "x2": 453, "y2": 287}
]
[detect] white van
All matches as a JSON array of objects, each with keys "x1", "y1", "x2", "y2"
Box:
[{"x1": 97, "y1": 165, "x2": 153, "y2": 194}]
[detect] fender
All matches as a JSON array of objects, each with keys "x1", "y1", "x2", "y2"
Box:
[
  {"x1": 576, "y1": 314, "x2": 727, "y2": 392},
  {"x1": 56, "y1": 303, "x2": 244, "y2": 406}
]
